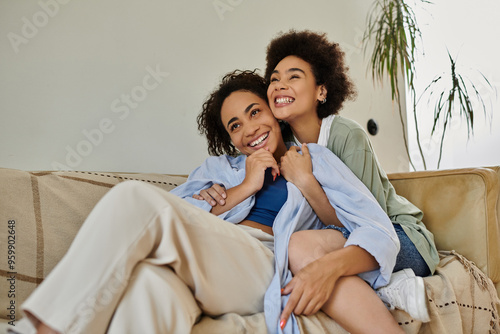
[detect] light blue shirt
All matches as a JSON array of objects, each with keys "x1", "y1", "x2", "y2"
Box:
[{"x1": 170, "y1": 143, "x2": 399, "y2": 334}]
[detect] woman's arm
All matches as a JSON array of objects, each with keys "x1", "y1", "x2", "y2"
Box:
[
  {"x1": 208, "y1": 182, "x2": 252, "y2": 215},
  {"x1": 280, "y1": 144, "x2": 343, "y2": 227},
  {"x1": 327, "y1": 118, "x2": 389, "y2": 210}
]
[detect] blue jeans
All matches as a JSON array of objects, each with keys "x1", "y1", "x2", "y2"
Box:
[
  {"x1": 324, "y1": 223, "x2": 431, "y2": 277},
  {"x1": 392, "y1": 224, "x2": 431, "y2": 276}
]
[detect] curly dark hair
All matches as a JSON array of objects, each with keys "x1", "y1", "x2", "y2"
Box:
[
  {"x1": 197, "y1": 69, "x2": 268, "y2": 157},
  {"x1": 265, "y1": 30, "x2": 357, "y2": 118}
]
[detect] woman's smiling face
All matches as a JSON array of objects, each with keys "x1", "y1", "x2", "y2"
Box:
[
  {"x1": 267, "y1": 55, "x2": 325, "y2": 123},
  {"x1": 220, "y1": 90, "x2": 284, "y2": 157}
]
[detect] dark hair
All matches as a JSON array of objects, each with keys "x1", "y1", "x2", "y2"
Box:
[
  {"x1": 265, "y1": 30, "x2": 356, "y2": 118},
  {"x1": 197, "y1": 69, "x2": 268, "y2": 157}
]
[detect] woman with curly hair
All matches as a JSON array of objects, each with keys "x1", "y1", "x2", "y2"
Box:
[
  {"x1": 12, "y1": 70, "x2": 401, "y2": 334},
  {"x1": 264, "y1": 29, "x2": 439, "y2": 329}
]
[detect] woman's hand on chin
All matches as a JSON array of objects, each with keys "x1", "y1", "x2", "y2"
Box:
[{"x1": 242, "y1": 148, "x2": 279, "y2": 193}]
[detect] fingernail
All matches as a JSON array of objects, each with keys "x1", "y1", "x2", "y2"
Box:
[
  {"x1": 281, "y1": 288, "x2": 284, "y2": 294},
  {"x1": 280, "y1": 319, "x2": 286, "y2": 329},
  {"x1": 273, "y1": 174, "x2": 277, "y2": 182}
]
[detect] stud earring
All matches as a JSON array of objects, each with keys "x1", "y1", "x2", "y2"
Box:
[{"x1": 320, "y1": 98, "x2": 327, "y2": 104}]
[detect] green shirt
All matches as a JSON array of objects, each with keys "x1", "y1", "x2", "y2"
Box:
[{"x1": 326, "y1": 116, "x2": 439, "y2": 274}]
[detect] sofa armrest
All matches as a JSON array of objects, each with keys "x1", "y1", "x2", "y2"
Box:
[{"x1": 388, "y1": 167, "x2": 500, "y2": 294}]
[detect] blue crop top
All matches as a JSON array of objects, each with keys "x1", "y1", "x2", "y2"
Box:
[{"x1": 245, "y1": 168, "x2": 288, "y2": 227}]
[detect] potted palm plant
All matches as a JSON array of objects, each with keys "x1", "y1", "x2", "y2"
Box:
[{"x1": 362, "y1": 0, "x2": 493, "y2": 170}]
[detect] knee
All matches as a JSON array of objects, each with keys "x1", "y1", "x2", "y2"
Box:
[
  {"x1": 103, "y1": 180, "x2": 146, "y2": 204},
  {"x1": 288, "y1": 231, "x2": 315, "y2": 274},
  {"x1": 110, "y1": 180, "x2": 152, "y2": 196},
  {"x1": 288, "y1": 230, "x2": 345, "y2": 274},
  {"x1": 96, "y1": 180, "x2": 179, "y2": 221},
  {"x1": 105, "y1": 180, "x2": 172, "y2": 208},
  {"x1": 288, "y1": 231, "x2": 304, "y2": 259}
]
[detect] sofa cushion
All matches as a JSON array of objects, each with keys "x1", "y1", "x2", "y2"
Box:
[
  {"x1": 389, "y1": 167, "x2": 500, "y2": 294},
  {"x1": 0, "y1": 168, "x2": 187, "y2": 321}
]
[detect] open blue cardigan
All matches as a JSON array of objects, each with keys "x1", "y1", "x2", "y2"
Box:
[{"x1": 170, "y1": 143, "x2": 399, "y2": 334}]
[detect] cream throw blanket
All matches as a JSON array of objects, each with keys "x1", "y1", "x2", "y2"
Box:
[{"x1": 191, "y1": 251, "x2": 500, "y2": 334}]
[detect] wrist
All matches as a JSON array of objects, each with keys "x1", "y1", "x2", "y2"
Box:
[
  {"x1": 293, "y1": 173, "x2": 317, "y2": 193},
  {"x1": 320, "y1": 249, "x2": 351, "y2": 278},
  {"x1": 238, "y1": 180, "x2": 260, "y2": 197},
  {"x1": 324, "y1": 246, "x2": 379, "y2": 277}
]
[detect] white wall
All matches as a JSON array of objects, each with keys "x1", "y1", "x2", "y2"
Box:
[
  {"x1": 0, "y1": 0, "x2": 406, "y2": 174},
  {"x1": 407, "y1": 0, "x2": 500, "y2": 170}
]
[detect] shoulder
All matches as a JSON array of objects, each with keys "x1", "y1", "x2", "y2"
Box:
[
  {"x1": 331, "y1": 116, "x2": 368, "y2": 138},
  {"x1": 329, "y1": 116, "x2": 372, "y2": 152},
  {"x1": 306, "y1": 143, "x2": 333, "y2": 156}
]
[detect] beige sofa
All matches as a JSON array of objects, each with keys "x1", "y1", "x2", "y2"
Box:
[{"x1": 0, "y1": 166, "x2": 499, "y2": 333}]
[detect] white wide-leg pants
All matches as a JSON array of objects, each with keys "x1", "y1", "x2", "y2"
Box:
[{"x1": 20, "y1": 181, "x2": 275, "y2": 334}]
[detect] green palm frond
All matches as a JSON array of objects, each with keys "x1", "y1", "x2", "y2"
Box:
[
  {"x1": 363, "y1": 0, "x2": 431, "y2": 170},
  {"x1": 421, "y1": 50, "x2": 493, "y2": 168},
  {"x1": 364, "y1": 0, "x2": 427, "y2": 98}
]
